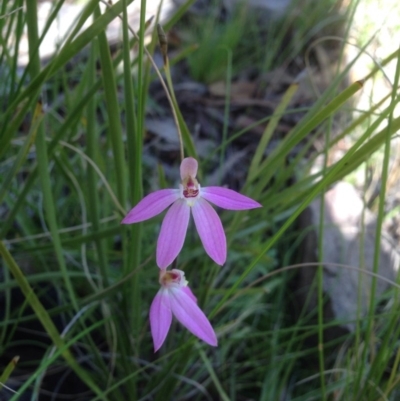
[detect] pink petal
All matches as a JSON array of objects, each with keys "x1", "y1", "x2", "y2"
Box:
[
  {"x1": 169, "y1": 286, "x2": 217, "y2": 347},
  {"x1": 157, "y1": 199, "x2": 190, "y2": 268},
  {"x1": 150, "y1": 289, "x2": 172, "y2": 352},
  {"x1": 182, "y1": 286, "x2": 197, "y2": 303},
  {"x1": 192, "y1": 198, "x2": 226, "y2": 265},
  {"x1": 180, "y1": 157, "x2": 198, "y2": 179},
  {"x1": 201, "y1": 187, "x2": 262, "y2": 210},
  {"x1": 121, "y1": 189, "x2": 180, "y2": 224}
]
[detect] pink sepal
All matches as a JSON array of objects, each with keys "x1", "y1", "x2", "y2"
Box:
[
  {"x1": 121, "y1": 189, "x2": 180, "y2": 224},
  {"x1": 192, "y1": 198, "x2": 226, "y2": 265},
  {"x1": 182, "y1": 286, "x2": 197, "y2": 302},
  {"x1": 201, "y1": 187, "x2": 262, "y2": 210},
  {"x1": 157, "y1": 199, "x2": 190, "y2": 268},
  {"x1": 169, "y1": 286, "x2": 217, "y2": 347},
  {"x1": 150, "y1": 289, "x2": 172, "y2": 352}
]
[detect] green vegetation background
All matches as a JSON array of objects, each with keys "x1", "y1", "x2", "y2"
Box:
[{"x1": 1, "y1": 0, "x2": 400, "y2": 399}]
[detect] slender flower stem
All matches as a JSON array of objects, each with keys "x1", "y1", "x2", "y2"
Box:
[
  {"x1": 219, "y1": 47, "x2": 232, "y2": 185},
  {"x1": 103, "y1": 0, "x2": 189, "y2": 161},
  {"x1": 101, "y1": 0, "x2": 186, "y2": 161},
  {"x1": 121, "y1": 12, "x2": 186, "y2": 160},
  {"x1": 157, "y1": 23, "x2": 184, "y2": 161},
  {"x1": 163, "y1": 62, "x2": 185, "y2": 161}
]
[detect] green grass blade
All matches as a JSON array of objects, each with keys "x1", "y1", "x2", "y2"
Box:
[
  {"x1": 0, "y1": 241, "x2": 106, "y2": 400},
  {"x1": 25, "y1": 0, "x2": 79, "y2": 314},
  {"x1": 0, "y1": 356, "x2": 19, "y2": 391},
  {"x1": 248, "y1": 83, "x2": 299, "y2": 181},
  {"x1": 95, "y1": 4, "x2": 126, "y2": 206},
  {"x1": 0, "y1": 103, "x2": 42, "y2": 205}
]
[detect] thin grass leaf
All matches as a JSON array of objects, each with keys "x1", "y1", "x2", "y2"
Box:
[
  {"x1": 0, "y1": 356, "x2": 19, "y2": 391},
  {"x1": 0, "y1": 241, "x2": 106, "y2": 400},
  {"x1": 0, "y1": 102, "x2": 42, "y2": 205},
  {"x1": 248, "y1": 83, "x2": 299, "y2": 181}
]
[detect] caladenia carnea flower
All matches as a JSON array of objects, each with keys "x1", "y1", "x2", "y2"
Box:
[
  {"x1": 150, "y1": 269, "x2": 217, "y2": 352},
  {"x1": 122, "y1": 157, "x2": 261, "y2": 268}
]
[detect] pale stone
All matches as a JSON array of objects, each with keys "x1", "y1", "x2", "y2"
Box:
[{"x1": 298, "y1": 182, "x2": 400, "y2": 333}]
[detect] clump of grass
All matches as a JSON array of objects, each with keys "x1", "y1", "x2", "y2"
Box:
[
  {"x1": 180, "y1": 0, "x2": 348, "y2": 83},
  {"x1": 0, "y1": 0, "x2": 400, "y2": 400}
]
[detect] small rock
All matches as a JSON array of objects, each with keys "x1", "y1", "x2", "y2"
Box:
[
  {"x1": 297, "y1": 182, "x2": 400, "y2": 335},
  {"x1": 223, "y1": 0, "x2": 291, "y2": 18}
]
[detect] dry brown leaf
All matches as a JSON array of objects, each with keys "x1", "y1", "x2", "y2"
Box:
[{"x1": 208, "y1": 80, "x2": 257, "y2": 100}]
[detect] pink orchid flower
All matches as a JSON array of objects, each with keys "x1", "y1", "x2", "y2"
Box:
[
  {"x1": 150, "y1": 268, "x2": 217, "y2": 352},
  {"x1": 122, "y1": 157, "x2": 261, "y2": 268}
]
